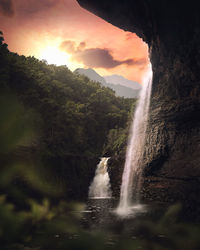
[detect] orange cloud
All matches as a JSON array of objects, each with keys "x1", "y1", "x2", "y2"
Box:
[
  {"x1": 60, "y1": 40, "x2": 147, "y2": 69},
  {"x1": 0, "y1": 0, "x2": 14, "y2": 17}
]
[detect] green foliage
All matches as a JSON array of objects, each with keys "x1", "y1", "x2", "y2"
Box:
[
  {"x1": 0, "y1": 92, "x2": 63, "y2": 206},
  {"x1": 103, "y1": 128, "x2": 128, "y2": 156},
  {"x1": 0, "y1": 32, "x2": 134, "y2": 158},
  {"x1": 0, "y1": 30, "x2": 134, "y2": 199},
  {"x1": 103, "y1": 100, "x2": 136, "y2": 156}
]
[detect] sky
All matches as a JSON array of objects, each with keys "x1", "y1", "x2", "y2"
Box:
[{"x1": 0, "y1": 0, "x2": 150, "y2": 83}]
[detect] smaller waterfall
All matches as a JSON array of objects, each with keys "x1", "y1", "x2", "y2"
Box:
[{"x1": 89, "y1": 157, "x2": 112, "y2": 199}]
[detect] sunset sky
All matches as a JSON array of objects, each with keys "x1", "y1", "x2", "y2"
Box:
[{"x1": 0, "y1": 0, "x2": 150, "y2": 83}]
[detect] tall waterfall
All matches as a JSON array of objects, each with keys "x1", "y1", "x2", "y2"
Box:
[
  {"x1": 89, "y1": 157, "x2": 112, "y2": 199},
  {"x1": 117, "y1": 70, "x2": 153, "y2": 216}
]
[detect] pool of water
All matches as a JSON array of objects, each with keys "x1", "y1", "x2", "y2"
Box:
[
  {"x1": 81, "y1": 198, "x2": 166, "y2": 236},
  {"x1": 52, "y1": 199, "x2": 200, "y2": 249}
]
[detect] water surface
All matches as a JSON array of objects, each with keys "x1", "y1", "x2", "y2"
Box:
[{"x1": 81, "y1": 198, "x2": 165, "y2": 236}]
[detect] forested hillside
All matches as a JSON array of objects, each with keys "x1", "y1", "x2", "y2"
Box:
[
  {"x1": 0, "y1": 31, "x2": 135, "y2": 199},
  {"x1": 0, "y1": 32, "x2": 135, "y2": 157}
]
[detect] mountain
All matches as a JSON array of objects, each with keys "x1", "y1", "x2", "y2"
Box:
[
  {"x1": 103, "y1": 82, "x2": 140, "y2": 98},
  {"x1": 103, "y1": 74, "x2": 141, "y2": 90},
  {"x1": 74, "y1": 68, "x2": 140, "y2": 98},
  {"x1": 74, "y1": 68, "x2": 106, "y2": 85}
]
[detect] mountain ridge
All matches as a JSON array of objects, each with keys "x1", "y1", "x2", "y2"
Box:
[
  {"x1": 74, "y1": 68, "x2": 141, "y2": 98},
  {"x1": 103, "y1": 74, "x2": 141, "y2": 90}
]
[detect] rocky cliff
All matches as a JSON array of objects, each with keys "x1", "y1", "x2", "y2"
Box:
[{"x1": 78, "y1": 0, "x2": 200, "y2": 209}]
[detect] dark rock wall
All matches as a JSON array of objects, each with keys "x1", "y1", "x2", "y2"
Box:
[{"x1": 78, "y1": 0, "x2": 200, "y2": 205}]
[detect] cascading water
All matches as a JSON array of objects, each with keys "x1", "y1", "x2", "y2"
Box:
[
  {"x1": 116, "y1": 69, "x2": 153, "y2": 216},
  {"x1": 89, "y1": 157, "x2": 112, "y2": 199}
]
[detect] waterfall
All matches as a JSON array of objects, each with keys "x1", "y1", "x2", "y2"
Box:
[
  {"x1": 89, "y1": 157, "x2": 112, "y2": 199},
  {"x1": 116, "y1": 69, "x2": 153, "y2": 216}
]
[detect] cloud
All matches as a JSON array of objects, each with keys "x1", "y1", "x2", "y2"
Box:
[
  {"x1": 60, "y1": 40, "x2": 146, "y2": 69},
  {"x1": 11, "y1": 0, "x2": 60, "y2": 18},
  {"x1": 73, "y1": 48, "x2": 135, "y2": 68},
  {"x1": 0, "y1": 0, "x2": 14, "y2": 17},
  {"x1": 0, "y1": 0, "x2": 58, "y2": 18},
  {"x1": 77, "y1": 41, "x2": 86, "y2": 50},
  {"x1": 60, "y1": 40, "x2": 76, "y2": 54}
]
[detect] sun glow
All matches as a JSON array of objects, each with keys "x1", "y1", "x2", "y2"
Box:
[
  {"x1": 39, "y1": 46, "x2": 71, "y2": 66},
  {"x1": 38, "y1": 44, "x2": 84, "y2": 71}
]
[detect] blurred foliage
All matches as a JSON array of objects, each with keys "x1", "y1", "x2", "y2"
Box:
[{"x1": 0, "y1": 92, "x2": 61, "y2": 201}]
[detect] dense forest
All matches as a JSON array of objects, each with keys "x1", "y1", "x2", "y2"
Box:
[
  {"x1": 0, "y1": 32, "x2": 134, "y2": 156},
  {"x1": 0, "y1": 30, "x2": 135, "y2": 200}
]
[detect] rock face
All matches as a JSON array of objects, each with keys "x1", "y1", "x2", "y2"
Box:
[{"x1": 78, "y1": 0, "x2": 200, "y2": 207}]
